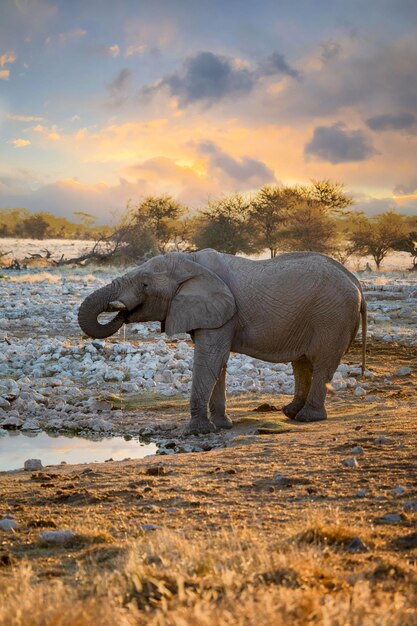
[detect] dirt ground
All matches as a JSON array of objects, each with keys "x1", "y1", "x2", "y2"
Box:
[{"x1": 0, "y1": 340, "x2": 416, "y2": 625}]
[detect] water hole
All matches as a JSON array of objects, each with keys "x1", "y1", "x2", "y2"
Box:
[{"x1": 0, "y1": 430, "x2": 157, "y2": 471}]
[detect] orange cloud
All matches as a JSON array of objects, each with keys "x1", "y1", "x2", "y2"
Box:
[{"x1": 11, "y1": 139, "x2": 31, "y2": 147}]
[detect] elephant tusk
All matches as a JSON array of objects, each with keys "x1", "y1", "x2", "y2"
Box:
[{"x1": 108, "y1": 300, "x2": 127, "y2": 311}]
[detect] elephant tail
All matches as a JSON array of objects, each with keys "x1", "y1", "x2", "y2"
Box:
[{"x1": 360, "y1": 296, "x2": 367, "y2": 376}]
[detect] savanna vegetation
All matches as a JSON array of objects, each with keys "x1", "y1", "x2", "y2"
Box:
[
  {"x1": 0, "y1": 208, "x2": 112, "y2": 240},
  {"x1": 1, "y1": 181, "x2": 416, "y2": 269}
]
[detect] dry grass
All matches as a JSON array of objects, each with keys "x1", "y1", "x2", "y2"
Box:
[{"x1": 0, "y1": 526, "x2": 416, "y2": 626}]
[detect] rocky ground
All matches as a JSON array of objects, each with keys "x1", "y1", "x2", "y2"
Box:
[{"x1": 0, "y1": 263, "x2": 416, "y2": 444}]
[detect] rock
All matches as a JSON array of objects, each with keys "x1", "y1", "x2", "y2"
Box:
[
  {"x1": 343, "y1": 458, "x2": 359, "y2": 468},
  {"x1": 356, "y1": 489, "x2": 366, "y2": 498},
  {"x1": 1, "y1": 415, "x2": 23, "y2": 429},
  {"x1": 0, "y1": 398, "x2": 10, "y2": 409},
  {"x1": 346, "y1": 536, "x2": 369, "y2": 553},
  {"x1": 145, "y1": 464, "x2": 166, "y2": 476},
  {"x1": 0, "y1": 514, "x2": 18, "y2": 531},
  {"x1": 351, "y1": 446, "x2": 364, "y2": 455},
  {"x1": 0, "y1": 379, "x2": 19, "y2": 401},
  {"x1": 354, "y1": 386, "x2": 366, "y2": 397},
  {"x1": 140, "y1": 524, "x2": 161, "y2": 532},
  {"x1": 403, "y1": 500, "x2": 417, "y2": 513},
  {"x1": 40, "y1": 530, "x2": 76, "y2": 544},
  {"x1": 377, "y1": 513, "x2": 403, "y2": 524},
  {"x1": 374, "y1": 435, "x2": 389, "y2": 445},
  {"x1": 24, "y1": 459, "x2": 43, "y2": 471},
  {"x1": 391, "y1": 485, "x2": 405, "y2": 496},
  {"x1": 393, "y1": 366, "x2": 412, "y2": 376},
  {"x1": 253, "y1": 403, "x2": 278, "y2": 412}
]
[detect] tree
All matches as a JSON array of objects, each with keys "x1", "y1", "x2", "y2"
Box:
[
  {"x1": 192, "y1": 193, "x2": 255, "y2": 255},
  {"x1": 349, "y1": 211, "x2": 409, "y2": 269},
  {"x1": 122, "y1": 195, "x2": 186, "y2": 254},
  {"x1": 249, "y1": 185, "x2": 296, "y2": 257},
  {"x1": 281, "y1": 199, "x2": 339, "y2": 254},
  {"x1": 302, "y1": 179, "x2": 353, "y2": 213},
  {"x1": 15, "y1": 214, "x2": 50, "y2": 239},
  {"x1": 73, "y1": 211, "x2": 97, "y2": 227},
  {"x1": 391, "y1": 215, "x2": 417, "y2": 269}
]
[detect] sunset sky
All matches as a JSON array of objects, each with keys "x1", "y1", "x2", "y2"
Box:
[{"x1": 1, "y1": 0, "x2": 417, "y2": 223}]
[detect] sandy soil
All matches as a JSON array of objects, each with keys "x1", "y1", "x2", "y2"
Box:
[{"x1": 0, "y1": 340, "x2": 416, "y2": 625}]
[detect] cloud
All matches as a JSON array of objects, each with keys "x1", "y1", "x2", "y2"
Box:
[
  {"x1": 11, "y1": 139, "x2": 31, "y2": 148},
  {"x1": 352, "y1": 193, "x2": 398, "y2": 216},
  {"x1": 197, "y1": 140, "x2": 276, "y2": 185},
  {"x1": 30, "y1": 123, "x2": 61, "y2": 140},
  {"x1": 393, "y1": 176, "x2": 417, "y2": 195},
  {"x1": 273, "y1": 40, "x2": 417, "y2": 121},
  {"x1": 319, "y1": 40, "x2": 342, "y2": 63},
  {"x1": 258, "y1": 51, "x2": 299, "y2": 78},
  {"x1": 108, "y1": 44, "x2": 120, "y2": 57},
  {"x1": 7, "y1": 113, "x2": 44, "y2": 122},
  {"x1": 0, "y1": 177, "x2": 138, "y2": 223},
  {"x1": 0, "y1": 70, "x2": 10, "y2": 80},
  {"x1": 365, "y1": 112, "x2": 417, "y2": 133},
  {"x1": 45, "y1": 28, "x2": 87, "y2": 46},
  {"x1": 143, "y1": 51, "x2": 255, "y2": 107},
  {"x1": 126, "y1": 44, "x2": 147, "y2": 57},
  {"x1": 305, "y1": 122, "x2": 378, "y2": 164},
  {"x1": 107, "y1": 68, "x2": 132, "y2": 107},
  {"x1": 0, "y1": 52, "x2": 16, "y2": 66}
]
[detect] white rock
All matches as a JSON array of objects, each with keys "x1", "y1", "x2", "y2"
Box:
[
  {"x1": 23, "y1": 459, "x2": 43, "y2": 471},
  {"x1": 0, "y1": 514, "x2": 18, "y2": 531},
  {"x1": 0, "y1": 379, "x2": 19, "y2": 400},
  {"x1": 354, "y1": 386, "x2": 366, "y2": 397},
  {"x1": 352, "y1": 446, "x2": 363, "y2": 455},
  {"x1": 0, "y1": 397, "x2": 10, "y2": 409},
  {"x1": 121, "y1": 382, "x2": 140, "y2": 393},
  {"x1": 343, "y1": 458, "x2": 359, "y2": 468},
  {"x1": 393, "y1": 366, "x2": 412, "y2": 376},
  {"x1": 40, "y1": 530, "x2": 76, "y2": 544},
  {"x1": 1, "y1": 415, "x2": 23, "y2": 428}
]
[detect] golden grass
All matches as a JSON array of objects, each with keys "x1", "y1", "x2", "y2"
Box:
[{"x1": 1, "y1": 526, "x2": 415, "y2": 626}]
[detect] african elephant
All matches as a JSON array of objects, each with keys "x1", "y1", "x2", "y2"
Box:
[{"x1": 78, "y1": 249, "x2": 367, "y2": 435}]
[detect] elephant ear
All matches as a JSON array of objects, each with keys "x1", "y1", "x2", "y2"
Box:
[{"x1": 165, "y1": 264, "x2": 236, "y2": 336}]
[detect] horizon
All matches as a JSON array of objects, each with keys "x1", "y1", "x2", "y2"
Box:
[{"x1": 1, "y1": 0, "x2": 417, "y2": 224}]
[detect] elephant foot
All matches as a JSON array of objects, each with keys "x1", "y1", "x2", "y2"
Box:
[
  {"x1": 293, "y1": 406, "x2": 327, "y2": 423},
  {"x1": 282, "y1": 399, "x2": 305, "y2": 419},
  {"x1": 182, "y1": 418, "x2": 216, "y2": 436},
  {"x1": 211, "y1": 414, "x2": 233, "y2": 430}
]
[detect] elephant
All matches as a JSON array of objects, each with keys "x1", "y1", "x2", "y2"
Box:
[{"x1": 78, "y1": 249, "x2": 367, "y2": 435}]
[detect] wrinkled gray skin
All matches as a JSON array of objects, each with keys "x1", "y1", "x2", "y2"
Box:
[{"x1": 78, "y1": 250, "x2": 367, "y2": 435}]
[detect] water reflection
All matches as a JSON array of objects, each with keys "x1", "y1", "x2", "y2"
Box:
[{"x1": 0, "y1": 430, "x2": 157, "y2": 471}]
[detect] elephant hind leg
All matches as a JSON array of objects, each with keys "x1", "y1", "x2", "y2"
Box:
[
  {"x1": 294, "y1": 357, "x2": 339, "y2": 422},
  {"x1": 282, "y1": 356, "x2": 312, "y2": 419},
  {"x1": 209, "y1": 366, "x2": 233, "y2": 429}
]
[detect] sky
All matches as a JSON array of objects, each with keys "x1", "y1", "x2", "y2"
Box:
[{"x1": 1, "y1": 0, "x2": 417, "y2": 224}]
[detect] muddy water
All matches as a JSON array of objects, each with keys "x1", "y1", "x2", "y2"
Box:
[{"x1": 0, "y1": 431, "x2": 157, "y2": 471}]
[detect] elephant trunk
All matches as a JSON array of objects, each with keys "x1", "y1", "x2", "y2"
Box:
[{"x1": 78, "y1": 283, "x2": 125, "y2": 339}]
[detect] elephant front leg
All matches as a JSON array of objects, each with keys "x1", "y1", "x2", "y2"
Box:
[
  {"x1": 184, "y1": 328, "x2": 231, "y2": 436},
  {"x1": 209, "y1": 366, "x2": 233, "y2": 430}
]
